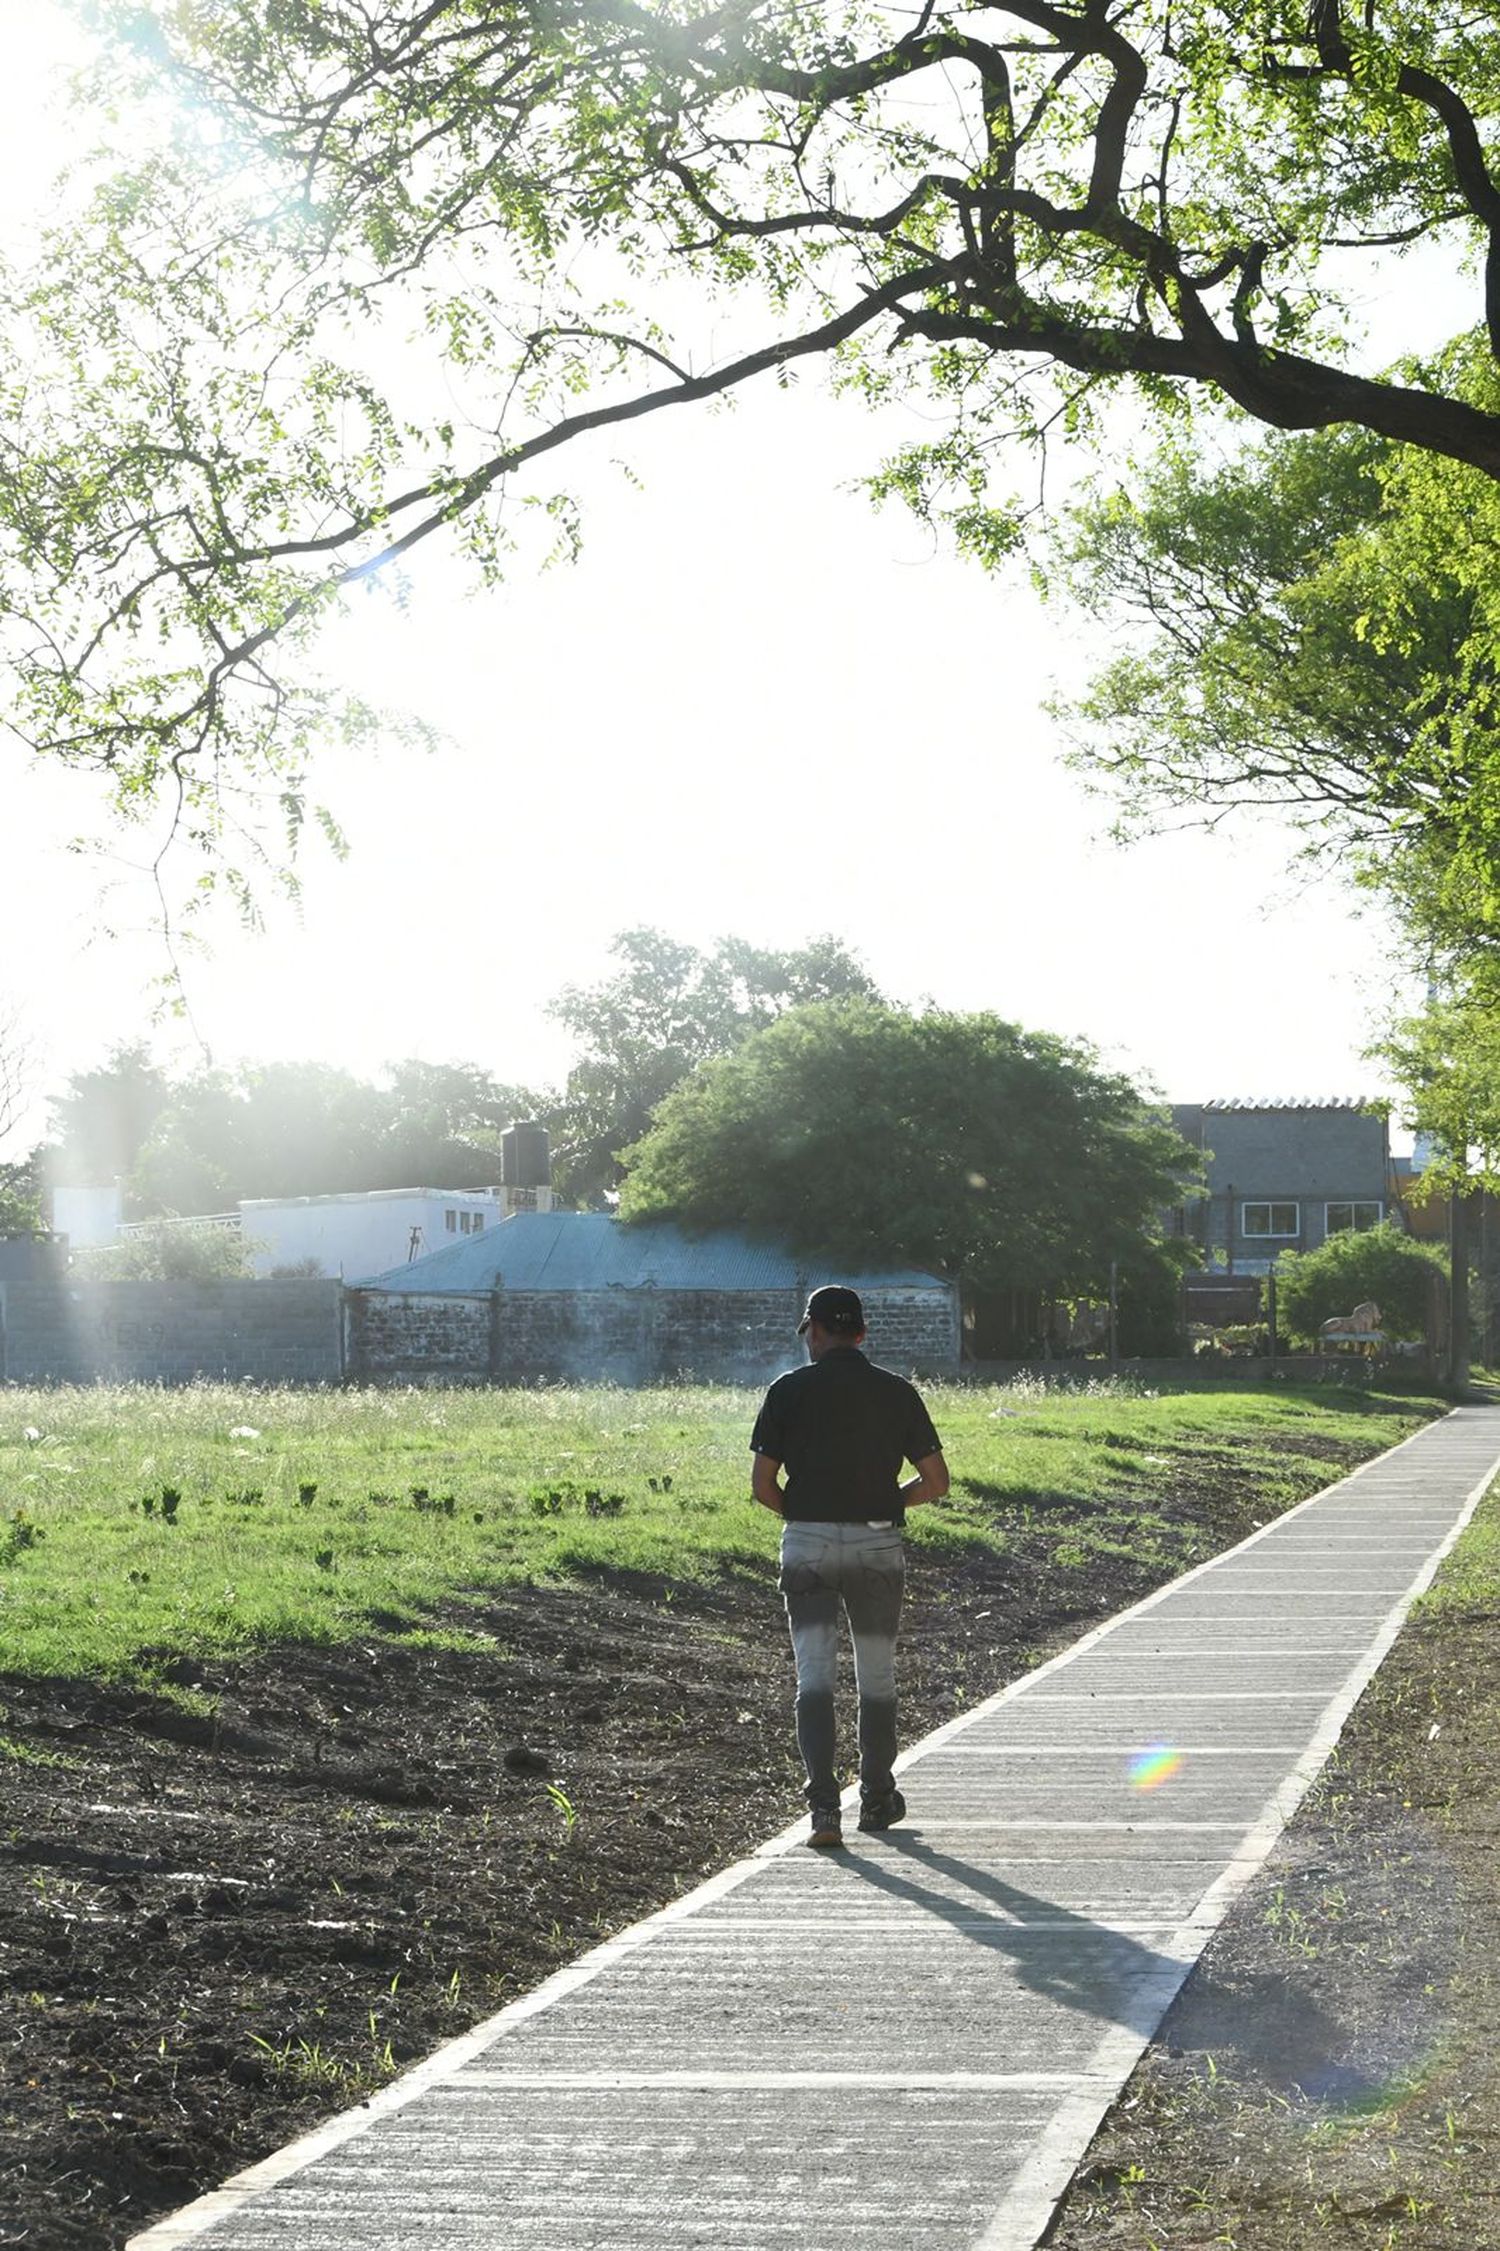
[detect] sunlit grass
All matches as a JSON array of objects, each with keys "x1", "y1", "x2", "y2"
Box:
[
  {"x1": 0, "y1": 1376, "x2": 1440, "y2": 1681},
  {"x1": 1417, "y1": 1463, "x2": 1500, "y2": 1616}
]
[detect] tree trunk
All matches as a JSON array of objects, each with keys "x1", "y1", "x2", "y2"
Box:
[{"x1": 1449, "y1": 1188, "x2": 1472, "y2": 1388}]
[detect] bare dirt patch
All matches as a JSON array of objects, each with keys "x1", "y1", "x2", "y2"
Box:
[{"x1": 0, "y1": 1428, "x2": 1400, "y2": 2250}]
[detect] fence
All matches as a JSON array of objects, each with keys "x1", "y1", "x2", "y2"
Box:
[
  {"x1": 0, "y1": 1276, "x2": 960, "y2": 1387},
  {"x1": 0, "y1": 1278, "x2": 345, "y2": 1385}
]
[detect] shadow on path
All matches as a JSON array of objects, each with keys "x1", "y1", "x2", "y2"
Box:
[{"x1": 822, "y1": 1832, "x2": 1382, "y2": 2099}]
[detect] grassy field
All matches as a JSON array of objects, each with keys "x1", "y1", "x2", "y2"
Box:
[{"x1": 0, "y1": 1375, "x2": 1440, "y2": 1687}]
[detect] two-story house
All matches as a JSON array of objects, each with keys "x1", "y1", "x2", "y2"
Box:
[{"x1": 1169, "y1": 1099, "x2": 1390, "y2": 1305}]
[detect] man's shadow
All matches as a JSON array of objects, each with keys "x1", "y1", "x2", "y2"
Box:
[{"x1": 822, "y1": 1829, "x2": 1383, "y2": 2101}]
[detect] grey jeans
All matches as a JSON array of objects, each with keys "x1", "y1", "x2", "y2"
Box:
[{"x1": 779, "y1": 1519, "x2": 905, "y2": 1810}]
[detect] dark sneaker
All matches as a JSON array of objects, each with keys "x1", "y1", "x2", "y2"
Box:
[
  {"x1": 857, "y1": 1787, "x2": 906, "y2": 1833},
  {"x1": 807, "y1": 1805, "x2": 844, "y2": 1848}
]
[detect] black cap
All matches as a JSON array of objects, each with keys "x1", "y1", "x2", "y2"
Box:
[{"x1": 798, "y1": 1285, "x2": 866, "y2": 1336}]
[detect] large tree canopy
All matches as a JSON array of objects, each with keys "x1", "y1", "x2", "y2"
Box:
[
  {"x1": 1049, "y1": 350, "x2": 1500, "y2": 949},
  {"x1": 617, "y1": 998, "x2": 1197, "y2": 1308},
  {"x1": 546, "y1": 928, "x2": 881, "y2": 1202},
  {"x1": 1374, "y1": 979, "x2": 1500, "y2": 1184},
  {"x1": 6, "y1": 0, "x2": 1500, "y2": 873},
  {"x1": 1047, "y1": 374, "x2": 1500, "y2": 1184}
]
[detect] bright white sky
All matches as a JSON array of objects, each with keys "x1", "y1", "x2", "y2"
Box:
[{"x1": 0, "y1": 6, "x2": 1458, "y2": 1155}]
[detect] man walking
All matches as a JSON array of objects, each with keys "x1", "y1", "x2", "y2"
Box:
[{"x1": 750, "y1": 1286, "x2": 949, "y2": 1848}]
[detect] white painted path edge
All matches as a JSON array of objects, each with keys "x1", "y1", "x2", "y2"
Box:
[{"x1": 126, "y1": 1404, "x2": 1500, "y2": 2251}]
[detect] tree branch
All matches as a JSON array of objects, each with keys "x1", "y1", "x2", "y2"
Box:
[{"x1": 1397, "y1": 63, "x2": 1500, "y2": 358}]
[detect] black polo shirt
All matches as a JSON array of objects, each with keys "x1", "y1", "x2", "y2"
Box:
[{"x1": 750, "y1": 1347, "x2": 943, "y2": 1525}]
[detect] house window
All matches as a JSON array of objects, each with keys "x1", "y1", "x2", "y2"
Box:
[
  {"x1": 1326, "y1": 1201, "x2": 1383, "y2": 1234},
  {"x1": 471, "y1": 1212, "x2": 484, "y2": 1231},
  {"x1": 445, "y1": 1209, "x2": 458, "y2": 1232},
  {"x1": 1243, "y1": 1201, "x2": 1299, "y2": 1238}
]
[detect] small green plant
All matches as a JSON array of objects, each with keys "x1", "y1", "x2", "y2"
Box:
[
  {"x1": 1261, "y1": 1885, "x2": 1318, "y2": 1955},
  {"x1": 545, "y1": 1781, "x2": 579, "y2": 1837},
  {"x1": 226, "y1": 1487, "x2": 264, "y2": 1507},
  {"x1": 249, "y1": 2024, "x2": 396, "y2": 2096},
  {"x1": 0, "y1": 1735, "x2": 74, "y2": 1769},
  {"x1": 249, "y1": 2034, "x2": 346, "y2": 2089},
  {"x1": 2, "y1": 1514, "x2": 46, "y2": 1564}
]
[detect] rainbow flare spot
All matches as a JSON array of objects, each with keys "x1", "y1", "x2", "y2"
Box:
[{"x1": 1128, "y1": 1743, "x2": 1185, "y2": 1791}]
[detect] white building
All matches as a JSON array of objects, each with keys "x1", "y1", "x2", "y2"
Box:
[
  {"x1": 51, "y1": 1183, "x2": 126, "y2": 1250},
  {"x1": 49, "y1": 1125, "x2": 556, "y2": 1277},
  {"x1": 238, "y1": 1182, "x2": 554, "y2": 1279}
]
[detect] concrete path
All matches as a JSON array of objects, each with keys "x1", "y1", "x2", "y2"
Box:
[{"x1": 129, "y1": 1405, "x2": 1500, "y2": 2251}]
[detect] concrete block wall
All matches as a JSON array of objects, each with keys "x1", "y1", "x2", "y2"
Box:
[
  {"x1": 0, "y1": 1278, "x2": 344, "y2": 1385},
  {"x1": 1, "y1": 1277, "x2": 961, "y2": 1389},
  {"x1": 345, "y1": 1291, "x2": 491, "y2": 1384},
  {"x1": 1189, "y1": 1107, "x2": 1388, "y2": 1197},
  {"x1": 490, "y1": 1289, "x2": 801, "y2": 1385},
  {"x1": 859, "y1": 1286, "x2": 962, "y2": 1376},
  {"x1": 350, "y1": 1284, "x2": 961, "y2": 1386},
  {"x1": 488, "y1": 1287, "x2": 960, "y2": 1384}
]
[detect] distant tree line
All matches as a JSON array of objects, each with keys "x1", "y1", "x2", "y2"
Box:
[
  {"x1": 30, "y1": 931, "x2": 882, "y2": 1216},
  {"x1": 46, "y1": 1050, "x2": 538, "y2": 1216},
  {"x1": 13, "y1": 929, "x2": 1200, "y2": 1350}
]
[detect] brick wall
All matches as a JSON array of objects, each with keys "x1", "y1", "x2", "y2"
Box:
[
  {"x1": 0, "y1": 1279, "x2": 344, "y2": 1385},
  {"x1": 345, "y1": 1291, "x2": 491, "y2": 1384},
  {"x1": 350, "y1": 1283, "x2": 960, "y2": 1385},
  {"x1": 859, "y1": 1286, "x2": 962, "y2": 1375},
  {"x1": 484, "y1": 1288, "x2": 791, "y2": 1384}
]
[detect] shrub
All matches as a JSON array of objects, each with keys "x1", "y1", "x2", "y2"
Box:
[
  {"x1": 84, "y1": 1220, "x2": 258, "y2": 1281},
  {"x1": 1270, "y1": 1224, "x2": 1447, "y2": 1345}
]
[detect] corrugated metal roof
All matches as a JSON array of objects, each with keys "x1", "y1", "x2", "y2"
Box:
[
  {"x1": 358, "y1": 1211, "x2": 948, "y2": 1294},
  {"x1": 1199, "y1": 1096, "x2": 1377, "y2": 1112},
  {"x1": 241, "y1": 1187, "x2": 496, "y2": 1211}
]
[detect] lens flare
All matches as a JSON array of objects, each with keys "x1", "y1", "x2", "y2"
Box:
[{"x1": 1128, "y1": 1742, "x2": 1184, "y2": 1791}]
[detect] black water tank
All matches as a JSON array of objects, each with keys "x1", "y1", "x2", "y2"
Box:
[{"x1": 500, "y1": 1122, "x2": 552, "y2": 1188}]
